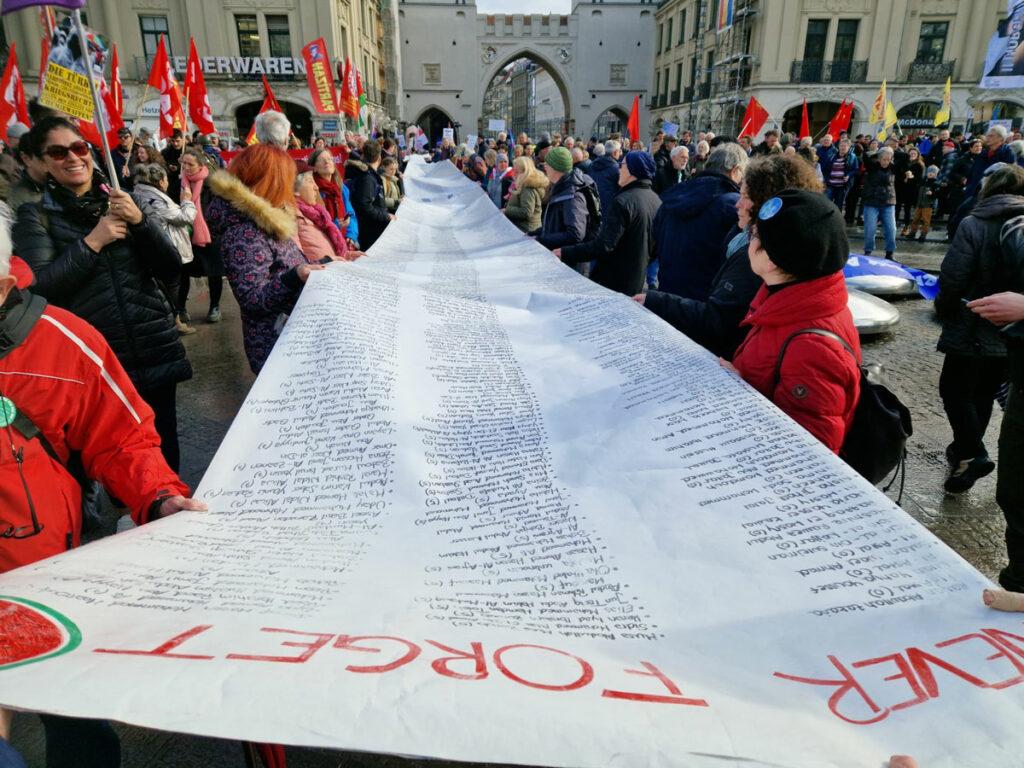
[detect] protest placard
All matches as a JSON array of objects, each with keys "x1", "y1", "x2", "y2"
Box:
[
  {"x1": 0, "y1": 157, "x2": 1021, "y2": 768},
  {"x1": 38, "y1": 60, "x2": 93, "y2": 120},
  {"x1": 442, "y1": 126, "x2": 454, "y2": 142},
  {"x1": 488, "y1": 118, "x2": 506, "y2": 132}
]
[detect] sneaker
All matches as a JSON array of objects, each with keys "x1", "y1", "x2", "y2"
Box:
[
  {"x1": 178, "y1": 310, "x2": 192, "y2": 324},
  {"x1": 944, "y1": 457, "x2": 996, "y2": 494},
  {"x1": 207, "y1": 306, "x2": 222, "y2": 323},
  {"x1": 175, "y1": 317, "x2": 197, "y2": 336},
  {"x1": 917, "y1": 233, "x2": 927, "y2": 243},
  {"x1": 999, "y1": 566, "x2": 1024, "y2": 593}
]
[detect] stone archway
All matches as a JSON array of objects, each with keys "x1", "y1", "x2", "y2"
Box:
[
  {"x1": 416, "y1": 106, "x2": 456, "y2": 147},
  {"x1": 480, "y1": 49, "x2": 573, "y2": 137},
  {"x1": 235, "y1": 100, "x2": 314, "y2": 145},
  {"x1": 592, "y1": 106, "x2": 629, "y2": 139}
]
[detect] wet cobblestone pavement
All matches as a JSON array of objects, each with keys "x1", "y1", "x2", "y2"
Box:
[{"x1": 9, "y1": 234, "x2": 1009, "y2": 767}]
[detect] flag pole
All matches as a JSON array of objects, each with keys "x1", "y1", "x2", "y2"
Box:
[{"x1": 72, "y1": 8, "x2": 119, "y2": 192}]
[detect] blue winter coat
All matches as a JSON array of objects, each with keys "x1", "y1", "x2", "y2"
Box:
[
  {"x1": 816, "y1": 144, "x2": 838, "y2": 171},
  {"x1": 965, "y1": 144, "x2": 1016, "y2": 196},
  {"x1": 653, "y1": 171, "x2": 740, "y2": 301},
  {"x1": 588, "y1": 154, "x2": 621, "y2": 220}
]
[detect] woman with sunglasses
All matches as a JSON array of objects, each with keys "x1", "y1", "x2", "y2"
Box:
[{"x1": 12, "y1": 116, "x2": 192, "y2": 472}]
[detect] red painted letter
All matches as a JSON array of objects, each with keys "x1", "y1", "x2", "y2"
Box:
[
  {"x1": 938, "y1": 633, "x2": 1024, "y2": 690},
  {"x1": 493, "y1": 644, "x2": 594, "y2": 691},
  {"x1": 426, "y1": 640, "x2": 488, "y2": 680},
  {"x1": 852, "y1": 653, "x2": 928, "y2": 712},
  {"x1": 95, "y1": 625, "x2": 215, "y2": 660},
  {"x1": 227, "y1": 628, "x2": 334, "y2": 663},
  {"x1": 905, "y1": 646, "x2": 990, "y2": 697},
  {"x1": 334, "y1": 635, "x2": 421, "y2": 673},
  {"x1": 602, "y1": 661, "x2": 709, "y2": 706},
  {"x1": 774, "y1": 654, "x2": 889, "y2": 725}
]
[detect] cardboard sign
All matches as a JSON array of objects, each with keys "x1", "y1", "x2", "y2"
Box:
[{"x1": 38, "y1": 61, "x2": 93, "y2": 121}]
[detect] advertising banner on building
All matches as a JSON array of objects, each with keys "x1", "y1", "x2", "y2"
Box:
[
  {"x1": 981, "y1": 0, "x2": 1024, "y2": 88},
  {"x1": 0, "y1": 157, "x2": 1023, "y2": 767}
]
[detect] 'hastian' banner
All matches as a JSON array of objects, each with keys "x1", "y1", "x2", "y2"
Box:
[{"x1": 1, "y1": 158, "x2": 1023, "y2": 767}]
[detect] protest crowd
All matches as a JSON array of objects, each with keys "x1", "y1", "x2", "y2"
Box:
[{"x1": 1, "y1": 49, "x2": 1024, "y2": 768}]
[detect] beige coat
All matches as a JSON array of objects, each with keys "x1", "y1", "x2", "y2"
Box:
[{"x1": 504, "y1": 173, "x2": 547, "y2": 233}]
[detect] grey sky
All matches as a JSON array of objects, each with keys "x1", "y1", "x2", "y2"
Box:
[{"x1": 475, "y1": 0, "x2": 572, "y2": 13}]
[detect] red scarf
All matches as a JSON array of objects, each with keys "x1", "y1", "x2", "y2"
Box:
[
  {"x1": 296, "y1": 198, "x2": 350, "y2": 260},
  {"x1": 314, "y1": 174, "x2": 344, "y2": 223},
  {"x1": 182, "y1": 165, "x2": 211, "y2": 246}
]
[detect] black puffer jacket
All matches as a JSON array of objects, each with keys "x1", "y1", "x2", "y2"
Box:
[
  {"x1": 560, "y1": 178, "x2": 662, "y2": 296},
  {"x1": 860, "y1": 153, "x2": 897, "y2": 207},
  {"x1": 344, "y1": 159, "x2": 391, "y2": 250},
  {"x1": 12, "y1": 179, "x2": 191, "y2": 391},
  {"x1": 935, "y1": 194, "x2": 1024, "y2": 357}
]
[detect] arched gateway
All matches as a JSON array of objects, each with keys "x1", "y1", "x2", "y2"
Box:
[{"x1": 398, "y1": 0, "x2": 656, "y2": 141}]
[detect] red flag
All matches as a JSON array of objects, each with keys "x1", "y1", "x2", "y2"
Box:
[
  {"x1": 799, "y1": 99, "x2": 810, "y2": 140},
  {"x1": 184, "y1": 38, "x2": 216, "y2": 135},
  {"x1": 826, "y1": 99, "x2": 854, "y2": 140},
  {"x1": 245, "y1": 76, "x2": 284, "y2": 145},
  {"x1": 626, "y1": 94, "x2": 640, "y2": 143},
  {"x1": 78, "y1": 80, "x2": 123, "y2": 150},
  {"x1": 339, "y1": 58, "x2": 359, "y2": 119},
  {"x1": 302, "y1": 38, "x2": 338, "y2": 114},
  {"x1": 738, "y1": 97, "x2": 769, "y2": 138},
  {"x1": 0, "y1": 43, "x2": 30, "y2": 143},
  {"x1": 147, "y1": 35, "x2": 169, "y2": 89},
  {"x1": 146, "y1": 36, "x2": 186, "y2": 139},
  {"x1": 38, "y1": 34, "x2": 48, "y2": 97},
  {"x1": 110, "y1": 43, "x2": 123, "y2": 117}
]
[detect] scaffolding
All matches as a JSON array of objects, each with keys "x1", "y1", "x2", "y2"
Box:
[{"x1": 684, "y1": 0, "x2": 758, "y2": 135}]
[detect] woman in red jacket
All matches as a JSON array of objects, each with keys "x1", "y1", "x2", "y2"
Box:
[{"x1": 726, "y1": 189, "x2": 861, "y2": 453}]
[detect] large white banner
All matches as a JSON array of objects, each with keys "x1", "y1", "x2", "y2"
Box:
[{"x1": 2, "y1": 158, "x2": 1023, "y2": 767}]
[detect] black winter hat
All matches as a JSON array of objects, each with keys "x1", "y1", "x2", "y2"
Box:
[{"x1": 755, "y1": 189, "x2": 849, "y2": 279}]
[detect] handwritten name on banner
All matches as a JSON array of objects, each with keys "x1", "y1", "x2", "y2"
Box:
[{"x1": 0, "y1": 158, "x2": 1021, "y2": 767}]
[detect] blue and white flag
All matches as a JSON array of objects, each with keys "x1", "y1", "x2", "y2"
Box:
[{"x1": 844, "y1": 253, "x2": 939, "y2": 300}]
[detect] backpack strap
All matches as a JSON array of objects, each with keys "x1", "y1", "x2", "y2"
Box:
[{"x1": 772, "y1": 328, "x2": 857, "y2": 390}]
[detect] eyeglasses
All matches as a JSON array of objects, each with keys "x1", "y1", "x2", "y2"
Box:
[{"x1": 43, "y1": 140, "x2": 91, "y2": 161}]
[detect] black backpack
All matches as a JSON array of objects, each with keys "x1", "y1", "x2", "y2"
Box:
[
  {"x1": 774, "y1": 328, "x2": 913, "y2": 487},
  {"x1": 580, "y1": 182, "x2": 601, "y2": 241}
]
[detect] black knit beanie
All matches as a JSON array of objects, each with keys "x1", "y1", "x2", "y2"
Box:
[{"x1": 755, "y1": 189, "x2": 849, "y2": 279}]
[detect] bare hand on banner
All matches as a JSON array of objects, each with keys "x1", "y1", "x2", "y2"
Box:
[
  {"x1": 157, "y1": 496, "x2": 209, "y2": 519},
  {"x1": 552, "y1": 248, "x2": 563, "y2": 260},
  {"x1": 296, "y1": 263, "x2": 326, "y2": 282},
  {"x1": 632, "y1": 293, "x2": 646, "y2": 305}
]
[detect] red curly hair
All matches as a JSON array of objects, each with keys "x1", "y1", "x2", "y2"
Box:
[{"x1": 228, "y1": 144, "x2": 296, "y2": 209}]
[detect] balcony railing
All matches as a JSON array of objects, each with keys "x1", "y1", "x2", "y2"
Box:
[
  {"x1": 683, "y1": 85, "x2": 694, "y2": 103},
  {"x1": 907, "y1": 58, "x2": 955, "y2": 83},
  {"x1": 670, "y1": 89, "x2": 680, "y2": 105},
  {"x1": 790, "y1": 59, "x2": 867, "y2": 84},
  {"x1": 696, "y1": 82, "x2": 711, "y2": 100}
]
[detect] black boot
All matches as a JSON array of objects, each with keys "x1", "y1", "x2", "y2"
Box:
[{"x1": 885, "y1": 250, "x2": 894, "y2": 260}]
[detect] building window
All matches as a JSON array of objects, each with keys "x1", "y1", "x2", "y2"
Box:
[
  {"x1": 609, "y1": 63, "x2": 627, "y2": 85},
  {"x1": 803, "y1": 19, "x2": 829, "y2": 60},
  {"x1": 663, "y1": 66, "x2": 670, "y2": 99},
  {"x1": 235, "y1": 14, "x2": 260, "y2": 58},
  {"x1": 675, "y1": 62, "x2": 683, "y2": 94},
  {"x1": 834, "y1": 19, "x2": 858, "y2": 61},
  {"x1": 666, "y1": 18, "x2": 673, "y2": 50},
  {"x1": 139, "y1": 15, "x2": 170, "y2": 58},
  {"x1": 917, "y1": 21, "x2": 949, "y2": 63},
  {"x1": 266, "y1": 14, "x2": 291, "y2": 58},
  {"x1": 423, "y1": 63, "x2": 441, "y2": 85},
  {"x1": 654, "y1": 70, "x2": 661, "y2": 97},
  {"x1": 679, "y1": 9, "x2": 686, "y2": 44},
  {"x1": 689, "y1": 55, "x2": 697, "y2": 86},
  {"x1": 657, "y1": 23, "x2": 663, "y2": 53}
]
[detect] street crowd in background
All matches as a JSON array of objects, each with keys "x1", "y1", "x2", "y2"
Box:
[{"x1": 1, "y1": 90, "x2": 1024, "y2": 768}]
